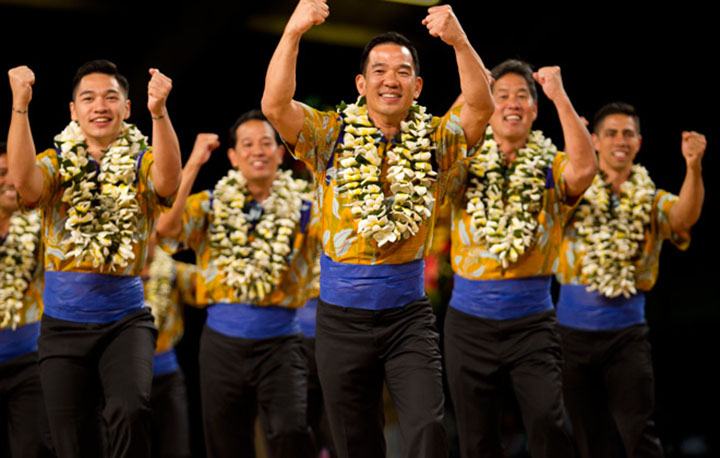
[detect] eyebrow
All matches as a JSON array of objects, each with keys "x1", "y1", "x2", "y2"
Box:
[{"x1": 77, "y1": 88, "x2": 122, "y2": 97}]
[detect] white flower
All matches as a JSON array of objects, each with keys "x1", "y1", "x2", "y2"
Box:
[
  {"x1": 0, "y1": 211, "x2": 41, "y2": 330},
  {"x1": 336, "y1": 97, "x2": 436, "y2": 247},
  {"x1": 574, "y1": 165, "x2": 654, "y2": 298},
  {"x1": 146, "y1": 248, "x2": 176, "y2": 329}
]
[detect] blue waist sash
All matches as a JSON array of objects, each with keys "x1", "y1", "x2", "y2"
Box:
[
  {"x1": 297, "y1": 298, "x2": 318, "y2": 338},
  {"x1": 206, "y1": 303, "x2": 299, "y2": 339},
  {"x1": 0, "y1": 322, "x2": 40, "y2": 363},
  {"x1": 44, "y1": 271, "x2": 144, "y2": 324},
  {"x1": 556, "y1": 284, "x2": 646, "y2": 331},
  {"x1": 320, "y1": 254, "x2": 425, "y2": 310},
  {"x1": 153, "y1": 349, "x2": 179, "y2": 377},
  {"x1": 450, "y1": 274, "x2": 553, "y2": 320}
]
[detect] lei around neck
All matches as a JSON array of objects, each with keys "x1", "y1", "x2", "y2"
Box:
[{"x1": 336, "y1": 97, "x2": 437, "y2": 247}]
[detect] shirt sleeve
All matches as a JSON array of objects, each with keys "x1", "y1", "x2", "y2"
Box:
[
  {"x1": 286, "y1": 103, "x2": 343, "y2": 176},
  {"x1": 137, "y1": 149, "x2": 175, "y2": 211},
  {"x1": 653, "y1": 189, "x2": 690, "y2": 249},
  {"x1": 20, "y1": 149, "x2": 60, "y2": 209}
]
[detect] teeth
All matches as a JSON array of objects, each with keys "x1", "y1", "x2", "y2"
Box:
[{"x1": 505, "y1": 115, "x2": 521, "y2": 121}]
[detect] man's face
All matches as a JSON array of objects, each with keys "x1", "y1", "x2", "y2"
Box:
[
  {"x1": 489, "y1": 72, "x2": 537, "y2": 143},
  {"x1": 70, "y1": 72, "x2": 130, "y2": 149},
  {"x1": 0, "y1": 154, "x2": 19, "y2": 213},
  {"x1": 355, "y1": 43, "x2": 423, "y2": 123},
  {"x1": 228, "y1": 120, "x2": 284, "y2": 184},
  {"x1": 593, "y1": 114, "x2": 642, "y2": 173}
]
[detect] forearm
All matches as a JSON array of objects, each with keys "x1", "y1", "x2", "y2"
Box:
[
  {"x1": 670, "y1": 164, "x2": 704, "y2": 235},
  {"x1": 156, "y1": 163, "x2": 200, "y2": 239},
  {"x1": 556, "y1": 96, "x2": 596, "y2": 196},
  {"x1": 7, "y1": 110, "x2": 44, "y2": 203},
  {"x1": 150, "y1": 114, "x2": 182, "y2": 198},
  {"x1": 454, "y1": 40, "x2": 493, "y2": 118},
  {"x1": 261, "y1": 30, "x2": 305, "y2": 143}
]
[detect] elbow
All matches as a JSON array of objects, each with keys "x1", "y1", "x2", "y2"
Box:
[
  {"x1": 261, "y1": 96, "x2": 281, "y2": 124},
  {"x1": 156, "y1": 217, "x2": 181, "y2": 240}
]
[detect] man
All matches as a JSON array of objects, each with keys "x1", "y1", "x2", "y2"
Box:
[
  {"x1": 555, "y1": 102, "x2": 706, "y2": 457},
  {"x1": 156, "y1": 113, "x2": 315, "y2": 458},
  {"x1": 143, "y1": 236, "x2": 198, "y2": 458},
  {"x1": 444, "y1": 59, "x2": 596, "y2": 457},
  {"x1": 0, "y1": 142, "x2": 53, "y2": 457},
  {"x1": 7, "y1": 59, "x2": 181, "y2": 457},
  {"x1": 262, "y1": 1, "x2": 494, "y2": 456}
]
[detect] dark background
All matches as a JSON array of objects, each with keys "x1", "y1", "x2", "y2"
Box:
[{"x1": 1, "y1": 0, "x2": 717, "y2": 456}]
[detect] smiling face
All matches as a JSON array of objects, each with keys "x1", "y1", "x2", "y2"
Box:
[
  {"x1": 228, "y1": 119, "x2": 284, "y2": 185},
  {"x1": 355, "y1": 43, "x2": 423, "y2": 125},
  {"x1": 70, "y1": 72, "x2": 131, "y2": 150},
  {"x1": 593, "y1": 113, "x2": 642, "y2": 174},
  {"x1": 0, "y1": 154, "x2": 19, "y2": 213},
  {"x1": 489, "y1": 72, "x2": 538, "y2": 145}
]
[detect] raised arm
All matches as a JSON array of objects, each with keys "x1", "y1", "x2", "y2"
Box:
[
  {"x1": 7, "y1": 66, "x2": 45, "y2": 205},
  {"x1": 669, "y1": 131, "x2": 706, "y2": 238},
  {"x1": 534, "y1": 66, "x2": 596, "y2": 198},
  {"x1": 261, "y1": 0, "x2": 329, "y2": 144},
  {"x1": 422, "y1": 5, "x2": 494, "y2": 147},
  {"x1": 156, "y1": 133, "x2": 220, "y2": 239},
  {"x1": 147, "y1": 68, "x2": 182, "y2": 198}
]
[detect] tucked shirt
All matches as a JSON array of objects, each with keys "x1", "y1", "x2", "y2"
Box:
[{"x1": 556, "y1": 188, "x2": 689, "y2": 330}]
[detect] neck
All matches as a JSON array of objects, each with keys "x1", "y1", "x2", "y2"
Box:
[
  {"x1": 600, "y1": 161, "x2": 633, "y2": 192},
  {"x1": 493, "y1": 132, "x2": 529, "y2": 163},
  {"x1": 247, "y1": 179, "x2": 274, "y2": 202},
  {"x1": 367, "y1": 108, "x2": 404, "y2": 140}
]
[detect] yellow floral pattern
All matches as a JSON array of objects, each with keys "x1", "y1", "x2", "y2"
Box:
[
  {"x1": 556, "y1": 189, "x2": 688, "y2": 291},
  {"x1": 27, "y1": 148, "x2": 171, "y2": 275},
  {"x1": 451, "y1": 152, "x2": 575, "y2": 279},
  {"x1": 290, "y1": 103, "x2": 474, "y2": 265}
]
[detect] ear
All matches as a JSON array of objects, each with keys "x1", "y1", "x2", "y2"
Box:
[
  {"x1": 124, "y1": 99, "x2": 131, "y2": 120},
  {"x1": 227, "y1": 148, "x2": 239, "y2": 168},
  {"x1": 274, "y1": 144, "x2": 286, "y2": 163},
  {"x1": 637, "y1": 134, "x2": 643, "y2": 151},
  {"x1": 528, "y1": 99, "x2": 538, "y2": 123},
  {"x1": 70, "y1": 101, "x2": 77, "y2": 121},
  {"x1": 355, "y1": 73, "x2": 366, "y2": 96},
  {"x1": 591, "y1": 133, "x2": 600, "y2": 151},
  {"x1": 413, "y1": 76, "x2": 423, "y2": 99}
]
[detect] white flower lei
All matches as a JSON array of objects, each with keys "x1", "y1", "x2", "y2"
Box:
[
  {"x1": 574, "y1": 165, "x2": 654, "y2": 298},
  {"x1": 0, "y1": 210, "x2": 41, "y2": 330},
  {"x1": 54, "y1": 121, "x2": 146, "y2": 271},
  {"x1": 465, "y1": 126, "x2": 556, "y2": 269},
  {"x1": 146, "y1": 248, "x2": 176, "y2": 329},
  {"x1": 210, "y1": 169, "x2": 305, "y2": 302},
  {"x1": 336, "y1": 97, "x2": 436, "y2": 247}
]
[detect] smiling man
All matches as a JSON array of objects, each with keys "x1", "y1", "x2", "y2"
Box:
[
  {"x1": 261, "y1": 1, "x2": 494, "y2": 456},
  {"x1": 6, "y1": 59, "x2": 181, "y2": 458},
  {"x1": 156, "y1": 111, "x2": 317, "y2": 458},
  {"x1": 555, "y1": 102, "x2": 706, "y2": 457},
  {"x1": 443, "y1": 59, "x2": 596, "y2": 458}
]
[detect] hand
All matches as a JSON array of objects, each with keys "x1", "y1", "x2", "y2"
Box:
[
  {"x1": 186, "y1": 133, "x2": 220, "y2": 170},
  {"x1": 422, "y1": 5, "x2": 468, "y2": 48},
  {"x1": 285, "y1": 0, "x2": 329, "y2": 36},
  {"x1": 147, "y1": 68, "x2": 173, "y2": 117},
  {"x1": 8, "y1": 66, "x2": 35, "y2": 109},
  {"x1": 681, "y1": 131, "x2": 706, "y2": 168},
  {"x1": 533, "y1": 66, "x2": 567, "y2": 102}
]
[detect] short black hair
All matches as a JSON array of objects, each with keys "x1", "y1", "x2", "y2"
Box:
[
  {"x1": 0, "y1": 141, "x2": 6, "y2": 156},
  {"x1": 491, "y1": 59, "x2": 537, "y2": 102},
  {"x1": 360, "y1": 31, "x2": 420, "y2": 76},
  {"x1": 593, "y1": 102, "x2": 641, "y2": 134},
  {"x1": 229, "y1": 109, "x2": 279, "y2": 147},
  {"x1": 72, "y1": 59, "x2": 129, "y2": 99}
]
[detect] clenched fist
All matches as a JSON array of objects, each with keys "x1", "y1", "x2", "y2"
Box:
[
  {"x1": 186, "y1": 133, "x2": 221, "y2": 170},
  {"x1": 422, "y1": 5, "x2": 468, "y2": 48},
  {"x1": 148, "y1": 68, "x2": 173, "y2": 117},
  {"x1": 681, "y1": 131, "x2": 706, "y2": 168},
  {"x1": 285, "y1": 0, "x2": 329, "y2": 37},
  {"x1": 533, "y1": 66, "x2": 568, "y2": 102},
  {"x1": 8, "y1": 66, "x2": 35, "y2": 109}
]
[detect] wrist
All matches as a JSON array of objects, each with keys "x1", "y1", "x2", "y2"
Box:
[
  {"x1": 150, "y1": 109, "x2": 167, "y2": 120},
  {"x1": 12, "y1": 106, "x2": 29, "y2": 114}
]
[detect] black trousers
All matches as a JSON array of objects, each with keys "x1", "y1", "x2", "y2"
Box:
[
  {"x1": 0, "y1": 352, "x2": 54, "y2": 457},
  {"x1": 150, "y1": 369, "x2": 191, "y2": 458},
  {"x1": 38, "y1": 308, "x2": 156, "y2": 458},
  {"x1": 444, "y1": 307, "x2": 574, "y2": 458},
  {"x1": 300, "y1": 337, "x2": 335, "y2": 457},
  {"x1": 559, "y1": 324, "x2": 663, "y2": 458},
  {"x1": 316, "y1": 298, "x2": 447, "y2": 458},
  {"x1": 199, "y1": 326, "x2": 311, "y2": 458}
]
